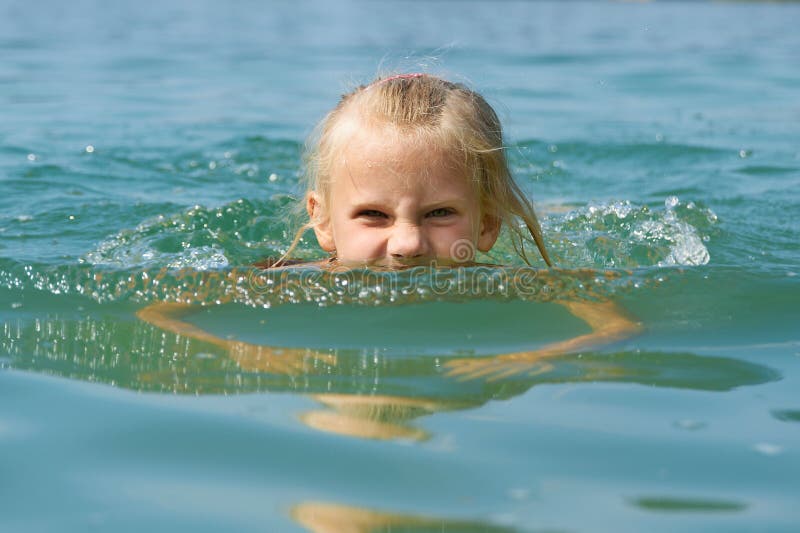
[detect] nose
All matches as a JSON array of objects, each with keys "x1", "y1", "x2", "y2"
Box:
[{"x1": 387, "y1": 222, "x2": 428, "y2": 260}]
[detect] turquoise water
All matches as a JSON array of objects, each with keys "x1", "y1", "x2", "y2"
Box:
[{"x1": 2, "y1": 1, "x2": 800, "y2": 531}]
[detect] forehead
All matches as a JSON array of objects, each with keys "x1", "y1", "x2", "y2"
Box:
[{"x1": 330, "y1": 118, "x2": 468, "y2": 192}]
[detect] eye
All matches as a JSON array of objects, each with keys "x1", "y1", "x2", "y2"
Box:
[
  {"x1": 357, "y1": 209, "x2": 388, "y2": 219},
  {"x1": 426, "y1": 207, "x2": 455, "y2": 218}
]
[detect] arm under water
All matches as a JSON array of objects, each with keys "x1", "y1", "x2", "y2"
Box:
[
  {"x1": 133, "y1": 262, "x2": 644, "y2": 440},
  {"x1": 136, "y1": 262, "x2": 643, "y2": 381},
  {"x1": 444, "y1": 299, "x2": 642, "y2": 381}
]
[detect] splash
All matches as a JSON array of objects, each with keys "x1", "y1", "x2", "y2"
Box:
[
  {"x1": 0, "y1": 196, "x2": 718, "y2": 307},
  {"x1": 546, "y1": 197, "x2": 717, "y2": 268},
  {"x1": 81, "y1": 198, "x2": 297, "y2": 269}
]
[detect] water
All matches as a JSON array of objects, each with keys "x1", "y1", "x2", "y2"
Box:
[{"x1": 2, "y1": 1, "x2": 799, "y2": 531}]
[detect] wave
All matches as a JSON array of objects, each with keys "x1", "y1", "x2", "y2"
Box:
[{"x1": 0, "y1": 195, "x2": 724, "y2": 306}]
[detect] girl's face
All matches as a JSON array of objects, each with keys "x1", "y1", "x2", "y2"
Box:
[{"x1": 307, "y1": 124, "x2": 499, "y2": 268}]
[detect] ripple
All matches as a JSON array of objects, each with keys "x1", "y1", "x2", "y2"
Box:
[
  {"x1": 736, "y1": 165, "x2": 798, "y2": 176},
  {"x1": 515, "y1": 140, "x2": 728, "y2": 165},
  {"x1": 631, "y1": 496, "x2": 746, "y2": 513},
  {"x1": 1, "y1": 304, "x2": 780, "y2": 395},
  {"x1": 772, "y1": 409, "x2": 800, "y2": 423}
]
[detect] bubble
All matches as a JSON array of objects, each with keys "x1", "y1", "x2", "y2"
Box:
[
  {"x1": 268, "y1": 173, "x2": 278, "y2": 182},
  {"x1": 85, "y1": 145, "x2": 94, "y2": 153},
  {"x1": 26, "y1": 153, "x2": 36, "y2": 161}
]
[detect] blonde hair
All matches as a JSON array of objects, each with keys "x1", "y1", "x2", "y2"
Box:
[{"x1": 283, "y1": 73, "x2": 552, "y2": 267}]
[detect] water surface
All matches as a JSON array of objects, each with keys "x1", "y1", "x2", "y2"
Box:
[{"x1": 2, "y1": 1, "x2": 799, "y2": 531}]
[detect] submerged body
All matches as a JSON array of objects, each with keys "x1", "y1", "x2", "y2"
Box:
[
  {"x1": 139, "y1": 73, "x2": 641, "y2": 393},
  {"x1": 137, "y1": 262, "x2": 642, "y2": 382}
]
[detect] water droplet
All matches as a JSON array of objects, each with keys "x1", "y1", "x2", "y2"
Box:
[
  {"x1": 508, "y1": 488, "x2": 530, "y2": 501},
  {"x1": 10, "y1": 302, "x2": 22, "y2": 309},
  {"x1": 268, "y1": 173, "x2": 278, "y2": 182},
  {"x1": 548, "y1": 144, "x2": 558, "y2": 153},
  {"x1": 208, "y1": 161, "x2": 217, "y2": 170},
  {"x1": 674, "y1": 419, "x2": 707, "y2": 431},
  {"x1": 85, "y1": 145, "x2": 94, "y2": 153},
  {"x1": 655, "y1": 133, "x2": 664, "y2": 142},
  {"x1": 739, "y1": 149, "x2": 751, "y2": 158},
  {"x1": 26, "y1": 153, "x2": 36, "y2": 161},
  {"x1": 68, "y1": 215, "x2": 75, "y2": 220},
  {"x1": 754, "y1": 442, "x2": 783, "y2": 456}
]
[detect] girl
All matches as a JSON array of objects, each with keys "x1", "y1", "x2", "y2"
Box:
[
  {"x1": 138, "y1": 73, "x2": 641, "y2": 382},
  {"x1": 283, "y1": 72, "x2": 550, "y2": 270}
]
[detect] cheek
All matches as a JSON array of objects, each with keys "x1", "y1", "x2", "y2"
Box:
[
  {"x1": 430, "y1": 222, "x2": 476, "y2": 254},
  {"x1": 332, "y1": 221, "x2": 386, "y2": 260}
]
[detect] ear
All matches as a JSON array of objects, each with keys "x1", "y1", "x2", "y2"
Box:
[
  {"x1": 306, "y1": 192, "x2": 336, "y2": 252},
  {"x1": 477, "y1": 212, "x2": 501, "y2": 252}
]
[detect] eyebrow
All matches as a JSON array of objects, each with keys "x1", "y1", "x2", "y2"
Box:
[{"x1": 348, "y1": 198, "x2": 466, "y2": 212}]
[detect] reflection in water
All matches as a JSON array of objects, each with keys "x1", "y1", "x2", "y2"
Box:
[
  {"x1": 291, "y1": 501, "x2": 519, "y2": 533},
  {"x1": 2, "y1": 311, "x2": 780, "y2": 443},
  {"x1": 301, "y1": 395, "x2": 459, "y2": 442}
]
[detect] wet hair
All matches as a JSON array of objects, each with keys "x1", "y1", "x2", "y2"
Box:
[{"x1": 283, "y1": 73, "x2": 552, "y2": 267}]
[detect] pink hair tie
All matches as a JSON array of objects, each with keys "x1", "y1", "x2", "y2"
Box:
[{"x1": 367, "y1": 73, "x2": 425, "y2": 89}]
